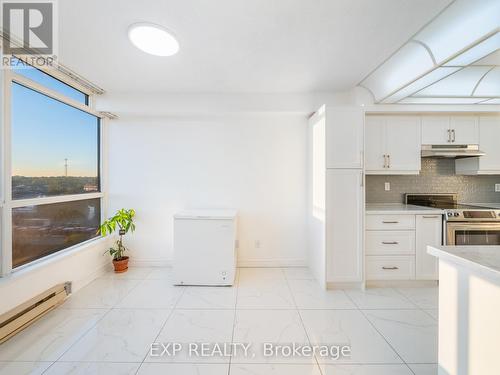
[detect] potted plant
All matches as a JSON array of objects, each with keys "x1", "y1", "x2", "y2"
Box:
[{"x1": 99, "y1": 208, "x2": 136, "y2": 273}]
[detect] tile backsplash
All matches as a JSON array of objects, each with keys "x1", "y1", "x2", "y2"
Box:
[{"x1": 366, "y1": 158, "x2": 500, "y2": 204}]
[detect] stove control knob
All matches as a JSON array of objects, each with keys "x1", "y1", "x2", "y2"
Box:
[
  {"x1": 454, "y1": 212, "x2": 460, "y2": 217},
  {"x1": 447, "y1": 212, "x2": 452, "y2": 217}
]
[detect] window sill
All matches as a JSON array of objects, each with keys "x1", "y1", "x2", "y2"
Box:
[{"x1": 1, "y1": 235, "x2": 115, "y2": 282}]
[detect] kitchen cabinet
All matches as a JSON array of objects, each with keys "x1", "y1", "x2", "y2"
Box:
[
  {"x1": 365, "y1": 211, "x2": 441, "y2": 282},
  {"x1": 421, "y1": 115, "x2": 478, "y2": 144},
  {"x1": 308, "y1": 106, "x2": 365, "y2": 289},
  {"x1": 415, "y1": 214, "x2": 441, "y2": 280},
  {"x1": 365, "y1": 115, "x2": 421, "y2": 174},
  {"x1": 326, "y1": 169, "x2": 363, "y2": 283},
  {"x1": 456, "y1": 116, "x2": 500, "y2": 175},
  {"x1": 325, "y1": 108, "x2": 364, "y2": 169}
]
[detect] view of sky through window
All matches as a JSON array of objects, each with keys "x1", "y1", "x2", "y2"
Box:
[{"x1": 11, "y1": 82, "x2": 99, "y2": 199}]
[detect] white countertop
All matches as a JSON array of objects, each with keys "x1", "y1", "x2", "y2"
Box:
[
  {"x1": 428, "y1": 245, "x2": 500, "y2": 282},
  {"x1": 365, "y1": 203, "x2": 444, "y2": 215}
]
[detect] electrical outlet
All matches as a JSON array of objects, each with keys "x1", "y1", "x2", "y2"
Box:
[
  {"x1": 254, "y1": 240, "x2": 261, "y2": 249},
  {"x1": 384, "y1": 182, "x2": 391, "y2": 191},
  {"x1": 496, "y1": 184, "x2": 500, "y2": 192}
]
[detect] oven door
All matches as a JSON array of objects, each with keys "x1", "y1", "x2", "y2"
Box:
[{"x1": 446, "y1": 222, "x2": 500, "y2": 245}]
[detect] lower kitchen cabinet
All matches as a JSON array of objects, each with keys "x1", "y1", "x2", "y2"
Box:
[
  {"x1": 365, "y1": 212, "x2": 441, "y2": 281},
  {"x1": 415, "y1": 214, "x2": 441, "y2": 280}
]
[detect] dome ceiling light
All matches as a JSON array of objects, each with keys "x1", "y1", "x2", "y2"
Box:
[{"x1": 128, "y1": 23, "x2": 179, "y2": 57}]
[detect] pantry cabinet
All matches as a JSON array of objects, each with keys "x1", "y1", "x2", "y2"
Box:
[
  {"x1": 326, "y1": 169, "x2": 364, "y2": 283},
  {"x1": 308, "y1": 106, "x2": 365, "y2": 288},
  {"x1": 456, "y1": 116, "x2": 500, "y2": 175},
  {"x1": 365, "y1": 115, "x2": 421, "y2": 175}
]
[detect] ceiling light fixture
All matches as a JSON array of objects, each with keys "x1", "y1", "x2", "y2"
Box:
[
  {"x1": 359, "y1": 0, "x2": 500, "y2": 105},
  {"x1": 128, "y1": 23, "x2": 179, "y2": 56}
]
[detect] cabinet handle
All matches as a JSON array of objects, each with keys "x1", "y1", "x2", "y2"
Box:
[
  {"x1": 387, "y1": 154, "x2": 391, "y2": 168},
  {"x1": 382, "y1": 241, "x2": 399, "y2": 245},
  {"x1": 422, "y1": 215, "x2": 440, "y2": 218},
  {"x1": 383, "y1": 154, "x2": 387, "y2": 168},
  {"x1": 382, "y1": 221, "x2": 399, "y2": 224},
  {"x1": 452, "y1": 129, "x2": 456, "y2": 143},
  {"x1": 447, "y1": 129, "x2": 451, "y2": 143},
  {"x1": 382, "y1": 266, "x2": 399, "y2": 270}
]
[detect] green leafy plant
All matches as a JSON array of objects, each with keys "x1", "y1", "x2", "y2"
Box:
[{"x1": 99, "y1": 208, "x2": 136, "y2": 260}]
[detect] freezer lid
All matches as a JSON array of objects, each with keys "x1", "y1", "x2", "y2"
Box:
[{"x1": 174, "y1": 209, "x2": 238, "y2": 220}]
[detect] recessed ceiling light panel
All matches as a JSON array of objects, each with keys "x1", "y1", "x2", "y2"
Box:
[{"x1": 128, "y1": 23, "x2": 179, "y2": 56}]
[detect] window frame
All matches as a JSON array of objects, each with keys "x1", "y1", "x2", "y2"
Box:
[{"x1": 0, "y1": 64, "x2": 107, "y2": 276}]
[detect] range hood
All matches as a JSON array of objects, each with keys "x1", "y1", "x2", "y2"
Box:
[{"x1": 421, "y1": 144, "x2": 486, "y2": 159}]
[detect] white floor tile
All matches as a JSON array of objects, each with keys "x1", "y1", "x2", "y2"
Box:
[
  {"x1": 146, "y1": 268, "x2": 175, "y2": 280},
  {"x1": 60, "y1": 309, "x2": 170, "y2": 362},
  {"x1": 43, "y1": 362, "x2": 140, "y2": 375},
  {"x1": 232, "y1": 310, "x2": 312, "y2": 364},
  {"x1": 236, "y1": 283, "x2": 295, "y2": 309},
  {"x1": 321, "y1": 364, "x2": 413, "y2": 374},
  {"x1": 176, "y1": 286, "x2": 237, "y2": 309},
  {"x1": 230, "y1": 363, "x2": 321, "y2": 374},
  {"x1": 283, "y1": 268, "x2": 315, "y2": 280},
  {"x1": 138, "y1": 363, "x2": 229, "y2": 374},
  {"x1": 116, "y1": 279, "x2": 184, "y2": 309},
  {"x1": 395, "y1": 288, "x2": 438, "y2": 309},
  {"x1": 0, "y1": 361, "x2": 52, "y2": 375},
  {"x1": 345, "y1": 288, "x2": 417, "y2": 309},
  {"x1": 288, "y1": 280, "x2": 356, "y2": 309},
  {"x1": 424, "y1": 309, "x2": 438, "y2": 320},
  {"x1": 300, "y1": 309, "x2": 402, "y2": 364},
  {"x1": 147, "y1": 309, "x2": 234, "y2": 363},
  {"x1": 238, "y1": 268, "x2": 285, "y2": 282},
  {"x1": 407, "y1": 364, "x2": 438, "y2": 375},
  {"x1": 63, "y1": 279, "x2": 140, "y2": 309},
  {"x1": 100, "y1": 266, "x2": 154, "y2": 280},
  {"x1": 363, "y1": 309, "x2": 437, "y2": 363},
  {"x1": 0, "y1": 309, "x2": 105, "y2": 361}
]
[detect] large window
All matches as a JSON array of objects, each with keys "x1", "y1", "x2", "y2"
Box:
[
  {"x1": 1, "y1": 59, "x2": 104, "y2": 272},
  {"x1": 11, "y1": 83, "x2": 99, "y2": 199}
]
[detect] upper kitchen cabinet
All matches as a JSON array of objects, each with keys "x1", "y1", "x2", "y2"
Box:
[
  {"x1": 325, "y1": 107, "x2": 364, "y2": 169},
  {"x1": 365, "y1": 115, "x2": 421, "y2": 175},
  {"x1": 456, "y1": 116, "x2": 500, "y2": 175},
  {"x1": 421, "y1": 115, "x2": 478, "y2": 144}
]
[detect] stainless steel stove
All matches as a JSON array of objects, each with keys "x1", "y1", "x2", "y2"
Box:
[{"x1": 405, "y1": 193, "x2": 500, "y2": 246}]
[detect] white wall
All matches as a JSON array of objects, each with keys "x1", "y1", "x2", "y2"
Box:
[{"x1": 107, "y1": 113, "x2": 308, "y2": 266}]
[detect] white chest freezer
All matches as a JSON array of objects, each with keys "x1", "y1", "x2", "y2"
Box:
[{"x1": 173, "y1": 209, "x2": 238, "y2": 286}]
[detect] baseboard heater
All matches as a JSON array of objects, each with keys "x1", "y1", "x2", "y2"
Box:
[{"x1": 0, "y1": 282, "x2": 71, "y2": 344}]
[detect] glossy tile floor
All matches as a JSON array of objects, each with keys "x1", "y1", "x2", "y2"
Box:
[{"x1": 0, "y1": 267, "x2": 438, "y2": 375}]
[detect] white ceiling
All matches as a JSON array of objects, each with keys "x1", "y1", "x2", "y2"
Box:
[{"x1": 58, "y1": 0, "x2": 452, "y2": 94}]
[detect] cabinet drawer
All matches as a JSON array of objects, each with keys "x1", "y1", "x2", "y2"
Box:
[
  {"x1": 365, "y1": 231, "x2": 415, "y2": 255},
  {"x1": 366, "y1": 256, "x2": 415, "y2": 280},
  {"x1": 366, "y1": 215, "x2": 415, "y2": 230}
]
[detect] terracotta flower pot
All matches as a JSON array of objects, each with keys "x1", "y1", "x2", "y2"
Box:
[{"x1": 112, "y1": 256, "x2": 129, "y2": 273}]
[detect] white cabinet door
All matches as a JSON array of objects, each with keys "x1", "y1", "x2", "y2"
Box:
[
  {"x1": 326, "y1": 169, "x2": 363, "y2": 282},
  {"x1": 365, "y1": 116, "x2": 386, "y2": 172},
  {"x1": 450, "y1": 116, "x2": 478, "y2": 144},
  {"x1": 326, "y1": 108, "x2": 364, "y2": 169},
  {"x1": 421, "y1": 116, "x2": 450, "y2": 144},
  {"x1": 478, "y1": 116, "x2": 500, "y2": 172},
  {"x1": 385, "y1": 116, "x2": 421, "y2": 173},
  {"x1": 416, "y1": 214, "x2": 441, "y2": 280}
]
